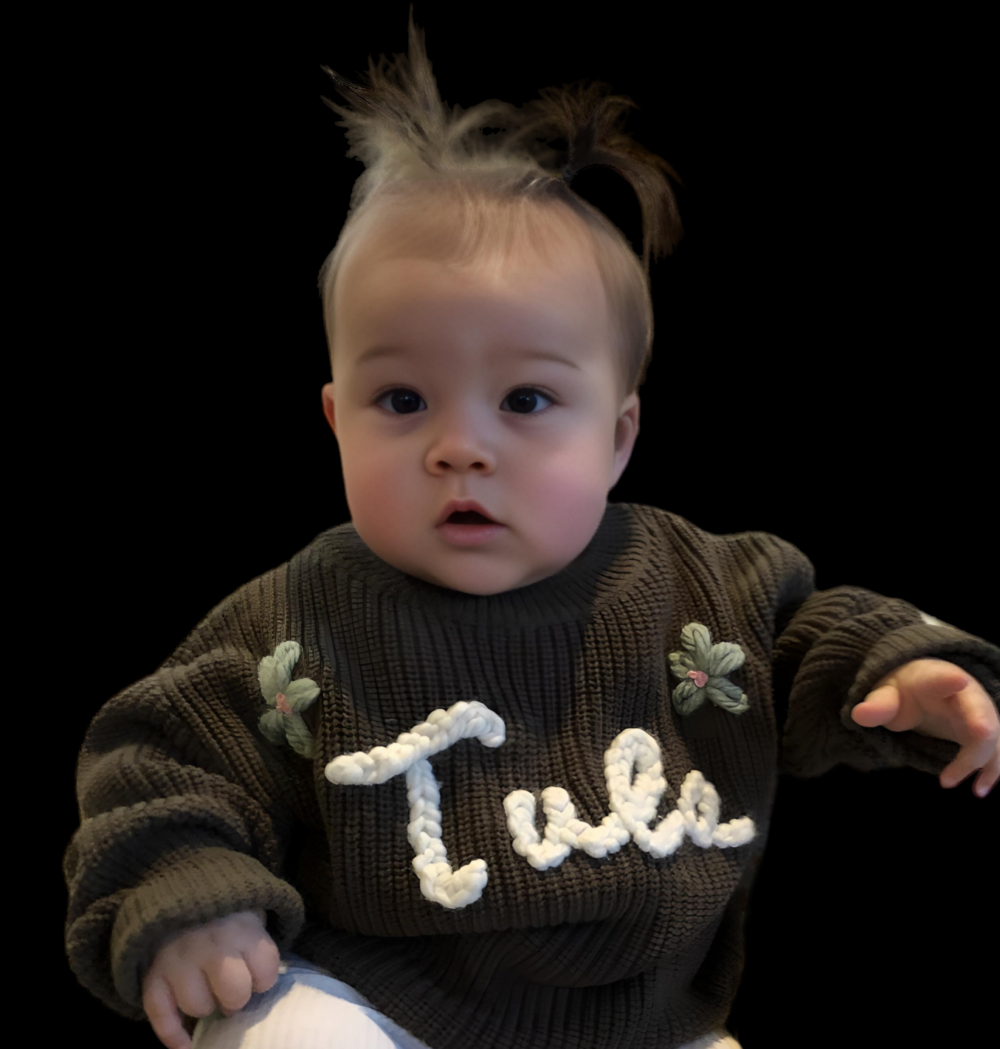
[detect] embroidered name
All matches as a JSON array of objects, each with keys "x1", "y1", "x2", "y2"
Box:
[{"x1": 325, "y1": 701, "x2": 757, "y2": 911}]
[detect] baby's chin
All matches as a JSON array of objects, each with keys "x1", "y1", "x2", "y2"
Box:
[
  {"x1": 406, "y1": 567, "x2": 537, "y2": 597},
  {"x1": 450, "y1": 563, "x2": 577, "y2": 596},
  {"x1": 389, "y1": 553, "x2": 561, "y2": 597}
]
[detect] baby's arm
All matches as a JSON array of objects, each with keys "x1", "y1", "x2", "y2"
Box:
[{"x1": 63, "y1": 588, "x2": 309, "y2": 1029}]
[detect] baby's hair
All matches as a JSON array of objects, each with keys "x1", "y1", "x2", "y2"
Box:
[{"x1": 316, "y1": 3, "x2": 684, "y2": 402}]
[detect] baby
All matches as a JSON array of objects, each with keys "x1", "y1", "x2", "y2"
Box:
[{"x1": 63, "y1": 8, "x2": 1000, "y2": 1049}]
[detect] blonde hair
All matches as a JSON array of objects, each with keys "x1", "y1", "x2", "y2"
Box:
[{"x1": 316, "y1": 4, "x2": 684, "y2": 403}]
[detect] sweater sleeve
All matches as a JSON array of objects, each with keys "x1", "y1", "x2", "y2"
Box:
[
  {"x1": 754, "y1": 533, "x2": 1000, "y2": 779},
  {"x1": 62, "y1": 581, "x2": 309, "y2": 1022}
]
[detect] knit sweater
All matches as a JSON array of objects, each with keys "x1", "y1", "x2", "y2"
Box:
[{"x1": 63, "y1": 501, "x2": 1000, "y2": 1049}]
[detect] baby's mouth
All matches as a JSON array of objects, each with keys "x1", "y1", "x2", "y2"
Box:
[{"x1": 447, "y1": 511, "x2": 494, "y2": 525}]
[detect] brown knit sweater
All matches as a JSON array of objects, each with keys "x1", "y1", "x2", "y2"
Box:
[{"x1": 62, "y1": 501, "x2": 1000, "y2": 1049}]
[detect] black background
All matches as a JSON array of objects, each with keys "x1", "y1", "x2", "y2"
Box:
[{"x1": 41, "y1": 3, "x2": 994, "y2": 1047}]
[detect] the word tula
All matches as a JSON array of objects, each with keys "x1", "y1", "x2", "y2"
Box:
[{"x1": 325, "y1": 701, "x2": 757, "y2": 911}]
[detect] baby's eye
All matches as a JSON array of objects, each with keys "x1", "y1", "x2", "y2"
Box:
[{"x1": 374, "y1": 387, "x2": 555, "y2": 416}]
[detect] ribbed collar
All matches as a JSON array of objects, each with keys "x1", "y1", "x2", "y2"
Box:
[{"x1": 306, "y1": 501, "x2": 653, "y2": 630}]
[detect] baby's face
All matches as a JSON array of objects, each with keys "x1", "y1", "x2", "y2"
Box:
[{"x1": 322, "y1": 217, "x2": 640, "y2": 596}]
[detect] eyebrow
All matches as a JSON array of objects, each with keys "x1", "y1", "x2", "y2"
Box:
[{"x1": 354, "y1": 345, "x2": 581, "y2": 370}]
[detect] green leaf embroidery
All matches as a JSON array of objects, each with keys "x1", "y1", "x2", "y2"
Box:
[
  {"x1": 257, "y1": 641, "x2": 321, "y2": 759},
  {"x1": 668, "y1": 623, "x2": 749, "y2": 716}
]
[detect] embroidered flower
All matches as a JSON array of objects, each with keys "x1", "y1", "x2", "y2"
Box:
[
  {"x1": 668, "y1": 622, "x2": 749, "y2": 716},
  {"x1": 257, "y1": 640, "x2": 321, "y2": 759}
]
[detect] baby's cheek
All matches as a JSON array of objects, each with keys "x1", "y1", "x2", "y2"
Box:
[
  {"x1": 527, "y1": 473, "x2": 605, "y2": 558},
  {"x1": 343, "y1": 453, "x2": 405, "y2": 528}
]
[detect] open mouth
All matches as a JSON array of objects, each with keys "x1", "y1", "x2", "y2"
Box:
[{"x1": 447, "y1": 511, "x2": 494, "y2": 524}]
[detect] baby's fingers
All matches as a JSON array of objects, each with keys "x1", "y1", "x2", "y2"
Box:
[
  {"x1": 142, "y1": 975, "x2": 194, "y2": 1049},
  {"x1": 851, "y1": 685, "x2": 919, "y2": 731},
  {"x1": 247, "y1": 934, "x2": 282, "y2": 995},
  {"x1": 940, "y1": 715, "x2": 1000, "y2": 798},
  {"x1": 216, "y1": 941, "x2": 281, "y2": 1017}
]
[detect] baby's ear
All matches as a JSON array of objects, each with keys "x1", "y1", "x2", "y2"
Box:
[{"x1": 321, "y1": 383, "x2": 338, "y2": 435}]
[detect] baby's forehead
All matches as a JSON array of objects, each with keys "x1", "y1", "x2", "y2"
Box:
[
  {"x1": 333, "y1": 203, "x2": 612, "y2": 361},
  {"x1": 351, "y1": 196, "x2": 598, "y2": 276},
  {"x1": 343, "y1": 256, "x2": 607, "y2": 352},
  {"x1": 344, "y1": 228, "x2": 602, "y2": 311}
]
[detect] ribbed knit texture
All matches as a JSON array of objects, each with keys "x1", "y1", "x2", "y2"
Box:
[{"x1": 63, "y1": 502, "x2": 1000, "y2": 1049}]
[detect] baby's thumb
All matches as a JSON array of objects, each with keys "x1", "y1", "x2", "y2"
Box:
[{"x1": 853, "y1": 686, "x2": 898, "y2": 727}]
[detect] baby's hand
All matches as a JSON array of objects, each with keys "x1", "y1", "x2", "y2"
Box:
[
  {"x1": 851, "y1": 657, "x2": 999, "y2": 797},
  {"x1": 141, "y1": 908, "x2": 280, "y2": 1049}
]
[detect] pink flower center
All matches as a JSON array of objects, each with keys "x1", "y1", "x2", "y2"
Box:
[
  {"x1": 687, "y1": 670, "x2": 708, "y2": 688},
  {"x1": 276, "y1": 691, "x2": 293, "y2": 714}
]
